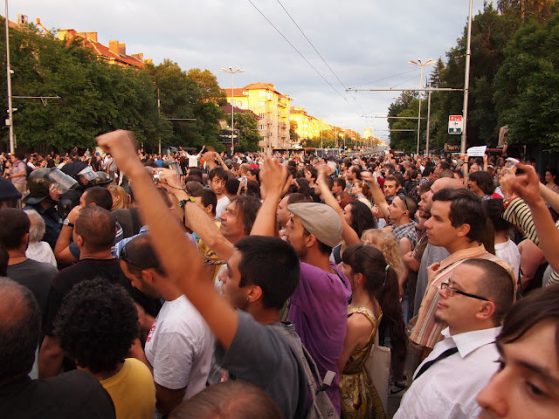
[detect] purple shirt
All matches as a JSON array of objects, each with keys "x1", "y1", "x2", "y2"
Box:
[{"x1": 288, "y1": 261, "x2": 351, "y2": 414}]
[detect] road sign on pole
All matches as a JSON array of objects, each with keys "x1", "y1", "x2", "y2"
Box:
[{"x1": 448, "y1": 115, "x2": 463, "y2": 135}]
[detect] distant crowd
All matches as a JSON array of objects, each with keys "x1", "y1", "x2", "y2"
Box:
[{"x1": 1, "y1": 134, "x2": 558, "y2": 419}]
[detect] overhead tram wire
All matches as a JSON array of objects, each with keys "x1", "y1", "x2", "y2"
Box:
[
  {"x1": 246, "y1": 0, "x2": 347, "y2": 103},
  {"x1": 273, "y1": 0, "x2": 367, "y2": 115},
  {"x1": 275, "y1": 0, "x2": 347, "y2": 91}
]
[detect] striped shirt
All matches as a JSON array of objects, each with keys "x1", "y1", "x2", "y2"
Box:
[
  {"x1": 410, "y1": 245, "x2": 515, "y2": 349},
  {"x1": 503, "y1": 197, "x2": 559, "y2": 286}
]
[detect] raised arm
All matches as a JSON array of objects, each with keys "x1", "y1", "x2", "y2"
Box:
[
  {"x1": 97, "y1": 130, "x2": 238, "y2": 349},
  {"x1": 507, "y1": 164, "x2": 559, "y2": 272},
  {"x1": 250, "y1": 157, "x2": 286, "y2": 236},
  {"x1": 539, "y1": 182, "x2": 559, "y2": 214},
  {"x1": 316, "y1": 165, "x2": 360, "y2": 246},
  {"x1": 362, "y1": 171, "x2": 390, "y2": 219},
  {"x1": 159, "y1": 170, "x2": 234, "y2": 261}
]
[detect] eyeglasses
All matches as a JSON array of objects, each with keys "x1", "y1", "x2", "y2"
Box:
[
  {"x1": 440, "y1": 281, "x2": 489, "y2": 301},
  {"x1": 397, "y1": 194, "x2": 409, "y2": 211}
]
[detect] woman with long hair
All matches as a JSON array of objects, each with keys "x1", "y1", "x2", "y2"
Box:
[
  {"x1": 343, "y1": 201, "x2": 377, "y2": 239},
  {"x1": 338, "y1": 244, "x2": 405, "y2": 418},
  {"x1": 360, "y1": 229, "x2": 408, "y2": 393}
]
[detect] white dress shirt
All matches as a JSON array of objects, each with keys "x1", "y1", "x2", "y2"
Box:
[{"x1": 394, "y1": 326, "x2": 501, "y2": 419}]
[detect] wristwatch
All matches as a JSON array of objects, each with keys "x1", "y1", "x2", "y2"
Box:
[
  {"x1": 63, "y1": 218, "x2": 74, "y2": 228},
  {"x1": 178, "y1": 197, "x2": 196, "y2": 208}
]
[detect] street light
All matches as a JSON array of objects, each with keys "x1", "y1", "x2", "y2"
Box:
[
  {"x1": 4, "y1": 0, "x2": 14, "y2": 154},
  {"x1": 461, "y1": 0, "x2": 474, "y2": 154},
  {"x1": 408, "y1": 58, "x2": 434, "y2": 155},
  {"x1": 220, "y1": 66, "x2": 243, "y2": 155}
]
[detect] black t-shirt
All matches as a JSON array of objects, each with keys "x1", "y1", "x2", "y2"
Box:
[
  {"x1": 43, "y1": 258, "x2": 161, "y2": 336},
  {"x1": 0, "y1": 370, "x2": 115, "y2": 419},
  {"x1": 7, "y1": 259, "x2": 57, "y2": 314},
  {"x1": 43, "y1": 258, "x2": 132, "y2": 336}
]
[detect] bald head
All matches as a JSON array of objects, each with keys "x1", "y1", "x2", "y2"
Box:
[
  {"x1": 420, "y1": 177, "x2": 465, "y2": 213},
  {"x1": 0, "y1": 278, "x2": 40, "y2": 381},
  {"x1": 432, "y1": 177, "x2": 464, "y2": 194}
]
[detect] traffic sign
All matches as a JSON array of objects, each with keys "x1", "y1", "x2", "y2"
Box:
[{"x1": 448, "y1": 115, "x2": 463, "y2": 135}]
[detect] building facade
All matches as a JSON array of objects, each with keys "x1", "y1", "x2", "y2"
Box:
[
  {"x1": 224, "y1": 83, "x2": 291, "y2": 149},
  {"x1": 289, "y1": 107, "x2": 333, "y2": 141}
]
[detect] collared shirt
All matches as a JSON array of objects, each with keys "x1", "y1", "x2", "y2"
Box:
[
  {"x1": 395, "y1": 327, "x2": 501, "y2": 419},
  {"x1": 393, "y1": 221, "x2": 417, "y2": 247},
  {"x1": 410, "y1": 244, "x2": 514, "y2": 349}
]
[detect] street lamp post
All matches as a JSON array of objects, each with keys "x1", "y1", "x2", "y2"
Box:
[
  {"x1": 220, "y1": 66, "x2": 243, "y2": 155},
  {"x1": 4, "y1": 0, "x2": 14, "y2": 154},
  {"x1": 461, "y1": 0, "x2": 474, "y2": 154},
  {"x1": 408, "y1": 58, "x2": 434, "y2": 155}
]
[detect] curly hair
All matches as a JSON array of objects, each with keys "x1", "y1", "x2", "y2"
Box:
[
  {"x1": 54, "y1": 278, "x2": 139, "y2": 374},
  {"x1": 361, "y1": 229, "x2": 405, "y2": 279}
]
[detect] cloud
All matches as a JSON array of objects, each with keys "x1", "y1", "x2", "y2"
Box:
[{"x1": 16, "y1": 0, "x2": 490, "y2": 137}]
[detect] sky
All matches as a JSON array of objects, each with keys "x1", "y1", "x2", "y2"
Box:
[{"x1": 14, "y1": 0, "x2": 493, "y2": 141}]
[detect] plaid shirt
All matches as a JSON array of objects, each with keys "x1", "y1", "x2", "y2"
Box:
[
  {"x1": 410, "y1": 245, "x2": 515, "y2": 349},
  {"x1": 393, "y1": 221, "x2": 418, "y2": 248}
]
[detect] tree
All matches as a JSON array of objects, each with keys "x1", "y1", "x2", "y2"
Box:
[
  {"x1": 0, "y1": 21, "x2": 166, "y2": 151},
  {"x1": 494, "y1": 14, "x2": 559, "y2": 150},
  {"x1": 232, "y1": 112, "x2": 261, "y2": 152}
]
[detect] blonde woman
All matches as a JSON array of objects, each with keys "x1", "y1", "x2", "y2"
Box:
[{"x1": 108, "y1": 184, "x2": 131, "y2": 210}]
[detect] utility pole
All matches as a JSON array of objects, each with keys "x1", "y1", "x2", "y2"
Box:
[
  {"x1": 221, "y1": 67, "x2": 243, "y2": 155},
  {"x1": 461, "y1": 0, "x2": 474, "y2": 154},
  {"x1": 408, "y1": 59, "x2": 434, "y2": 155},
  {"x1": 426, "y1": 84, "x2": 433, "y2": 156},
  {"x1": 5, "y1": 0, "x2": 14, "y2": 154}
]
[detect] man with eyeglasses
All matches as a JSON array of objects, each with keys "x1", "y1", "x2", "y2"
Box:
[
  {"x1": 409, "y1": 188, "x2": 516, "y2": 358},
  {"x1": 395, "y1": 258, "x2": 515, "y2": 419}
]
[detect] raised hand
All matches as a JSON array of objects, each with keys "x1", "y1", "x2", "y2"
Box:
[
  {"x1": 260, "y1": 157, "x2": 288, "y2": 199},
  {"x1": 96, "y1": 130, "x2": 143, "y2": 177},
  {"x1": 509, "y1": 163, "x2": 543, "y2": 207}
]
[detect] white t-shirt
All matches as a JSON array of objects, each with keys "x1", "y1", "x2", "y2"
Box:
[
  {"x1": 495, "y1": 240, "x2": 521, "y2": 280},
  {"x1": 215, "y1": 196, "x2": 231, "y2": 220},
  {"x1": 145, "y1": 295, "x2": 214, "y2": 400},
  {"x1": 185, "y1": 152, "x2": 201, "y2": 168}
]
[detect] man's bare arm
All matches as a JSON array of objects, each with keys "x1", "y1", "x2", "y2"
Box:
[{"x1": 97, "y1": 131, "x2": 238, "y2": 349}]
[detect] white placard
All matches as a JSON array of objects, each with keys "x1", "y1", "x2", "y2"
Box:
[{"x1": 467, "y1": 145, "x2": 487, "y2": 157}]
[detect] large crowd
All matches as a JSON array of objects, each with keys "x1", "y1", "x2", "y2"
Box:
[{"x1": 0, "y1": 131, "x2": 558, "y2": 419}]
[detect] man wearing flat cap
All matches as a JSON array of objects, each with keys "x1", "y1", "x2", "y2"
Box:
[{"x1": 251, "y1": 159, "x2": 351, "y2": 415}]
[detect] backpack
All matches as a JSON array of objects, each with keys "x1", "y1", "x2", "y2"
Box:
[{"x1": 273, "y1": 322, "x2": 339, "y2": 419}]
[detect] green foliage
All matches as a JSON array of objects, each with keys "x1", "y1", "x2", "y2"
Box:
[
  {"x1": 232, "y1": 112, "x2": 261, "y2": 152},
  {"x1": 386, "y1": 2, "x2": 542, "y2": 152},
  {"x1": 0, "y1": 20, "x2": 224, "y2": 152},
  {"x1": 494, "y1": 14, "x2": 559, "y2": 150}
]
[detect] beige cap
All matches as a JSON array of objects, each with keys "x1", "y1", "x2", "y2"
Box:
[{"x1": 288, "y1": 202, "x2": 342, "y2": 248}]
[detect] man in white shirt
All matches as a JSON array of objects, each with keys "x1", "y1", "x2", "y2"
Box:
[
  {"x1": 395, "y1": 258, "x2": 515, "y2": 419},
  {"x1": 119, "y1": 234, "x2": 214, "y2": 416},
  {"x1": 209, "y1": 167, "x2": 230, "y2": 219}
]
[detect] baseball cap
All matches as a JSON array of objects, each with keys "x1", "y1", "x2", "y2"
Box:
[{"x1": 287, "y1": 202, "x2": 342, "y2": 248}]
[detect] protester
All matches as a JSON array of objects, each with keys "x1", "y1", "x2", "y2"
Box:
[
  {"x1": 54, "y1": 278, "x2": 156, "y2": 419},
  {"x1": 96, "y1": 130, "x2": 334, "y2": 419},
  {"x1": 0, "y1": 278, "x2": 116, "y2": 419},
  {"x1": 395, "y1": 259, "x2": 515, "y2": 418},
  {"x1": 0, "y1": 208, "x2": 57, "y2": 314},
  {"x1": 476, "y1": 284, "x2": 559, "y2": 418},
  {"x1": 119, "y1": 235, "x2": 213, "y2": 415}
]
